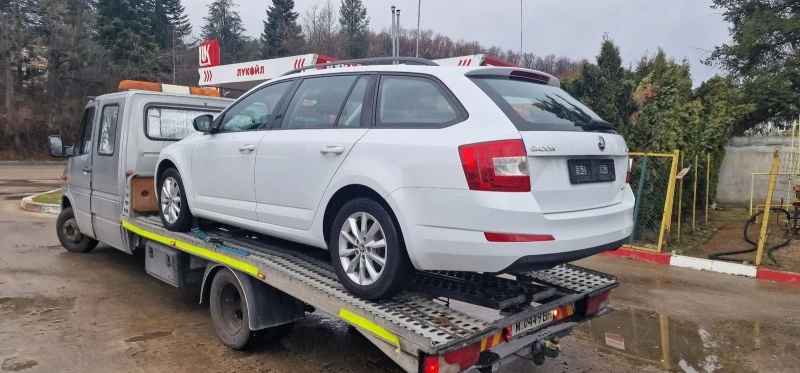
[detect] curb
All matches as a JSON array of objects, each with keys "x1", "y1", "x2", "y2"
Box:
[
  {"x1": 20, "y1": 189, "x2": 61, "y2": 214},
  {"x1": 600, "y1": 247, "x2": 800, "y2": 286}
]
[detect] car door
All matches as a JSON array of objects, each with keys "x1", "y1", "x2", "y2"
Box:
[
  {"x1": 255, "y1": 74, "x2": 372, "y2": 230},
  {"x1": 90, "y1": 98, "x2": 126, "y2": 250},
  {"x1": 64, "y1": 105, "x2": 97, "y2": 239},
  {"x1": 191, "y1": 80, "x2": 294, "y2": 220}
]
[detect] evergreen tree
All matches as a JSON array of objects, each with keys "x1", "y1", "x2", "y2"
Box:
[
  {"x1": 96, "y1": 0, "x2": 159, "y2": 68},
  {"x1": 261, "y1": 0, "x2": 304, "y2": 58},
  {"x1": 146, "y1": 0, "x2": 172, "y2": 49},
  {"x1": 339, "y1": 0, "x2": 368, "y2": 58},
  {"x1": 164, "y1": 0, "x2": 192, "y2": 42},
  {"x1": 201, "y1": 0, "x2": 246, "y2": 63}
]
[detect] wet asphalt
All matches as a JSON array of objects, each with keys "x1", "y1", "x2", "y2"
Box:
[{"x1": 1, "y1": 163, "x2": 799, "y2": 373}]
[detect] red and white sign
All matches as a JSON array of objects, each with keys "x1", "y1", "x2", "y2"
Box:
[
  {"x1": 199, "y1": 40, "x2": 221, "y2": 68},
  {"x1": 198, "y1": 54, "x2": 338, "y2": 91},
  {"x1": 435, "y1": 54, "x2": 485, "y2": 67}
]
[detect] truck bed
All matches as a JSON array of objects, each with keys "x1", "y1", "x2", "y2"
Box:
[{"x1": 122, "y1": 215, "x2": 618, "y2": 372}]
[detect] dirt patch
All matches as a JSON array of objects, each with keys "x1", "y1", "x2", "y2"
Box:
[
  {"x1": 125, "y1": 330, "x2": 174, "y2": 343},
  {"x1": 0, "y1": 358, "x2": 38, "y2": 372},
  {"x1": 671, "y1": 208, "x2": 800, "y2": 273}
]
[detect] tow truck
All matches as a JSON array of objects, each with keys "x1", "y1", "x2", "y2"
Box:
[{"x1": 47, "y1": 56, "x2": 620, "y2": 373}]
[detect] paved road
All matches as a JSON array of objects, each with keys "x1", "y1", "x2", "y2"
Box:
[{"x1": 1, "y1": 163, "x2": 799, "y2": 373}]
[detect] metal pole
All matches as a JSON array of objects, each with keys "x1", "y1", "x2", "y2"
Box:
[
  {"x1": 391, "y1": 6, "x2": 396, "y2": 58},
  {"x1": 629, "y1": 156, "x2": 649, "y2": 246},
  {"x1": 520, "y1": 0, "x2": 523, "y2": 56},
  {"x1": 416, "y1": 0, "x2": 421, "y2": 58},
  {"x1": 693, "y1": 154, "x2": 698, "y2": 232},
  {"x1": 396, "y1": 9, "x2": 401, "y2": 57},
  {"x1": 678, "y1": 151, "x2": 684, "y2": 242},
  {"x1": 706, "y1": 154, "x2": 711, "y2": 225},
  {"x1": 756, "y1": 149, "x2": 781, "y2": 266}
]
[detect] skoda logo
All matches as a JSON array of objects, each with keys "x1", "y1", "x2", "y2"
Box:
[{"x1": 598, "y1": 136, "x2": 606, "y2": 151}]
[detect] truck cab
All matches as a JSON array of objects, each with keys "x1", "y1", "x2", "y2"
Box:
[{"x1": 49, "y1": 86, "x2": 232, "y2": 252}]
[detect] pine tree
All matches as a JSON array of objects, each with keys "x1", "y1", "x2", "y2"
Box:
[
  {"x1": 96, "y1": 0, "x2": 158, "y2": 67},
  {"x1": 201, "y1": 0, "x2": 246, "y2": 63},
  {"x1": 339, "y1": 0, "x2": 368, "y2": 58},
  {"x1": 261, "y1": 0, "x2": 304, "y2": 58},
  {"x1": 163, "y1": 0, "x2": 192, "y2": 42}
]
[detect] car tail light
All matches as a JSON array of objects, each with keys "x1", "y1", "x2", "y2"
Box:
[
  {"x1": 484, "y1": 232, "x2": 554, "y2": 242},
  {"x1": 458, "y1": 140, "x2": 530, "y2": 192},
  {"x1": 422, "y1": 342, "x2": 481, "y2": 373},
  {"x1": 584, "y1": 291, "x2": 611, "y2": 316}
]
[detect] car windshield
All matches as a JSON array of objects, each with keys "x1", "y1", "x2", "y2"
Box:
[{"x1": 471, "y1": 76, "x2": 609, "y2": 132}]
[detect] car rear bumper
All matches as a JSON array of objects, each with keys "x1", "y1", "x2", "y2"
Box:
[{"x1": 387, "y1": 187, "x2": 634, "y2": 273}]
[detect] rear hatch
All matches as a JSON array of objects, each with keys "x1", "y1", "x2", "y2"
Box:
[{"x1": 470, "y1": 72, "x2": 629, "y2": 214}]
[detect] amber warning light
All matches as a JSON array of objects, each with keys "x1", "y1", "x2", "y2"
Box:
[{"x1": 118, "y1": 80, "x2": 220, "y2": 97}]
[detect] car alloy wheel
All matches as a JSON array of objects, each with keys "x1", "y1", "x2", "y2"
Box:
[
  {"x1": 338, "y1": 212, "x2": 387, "y2": 286},
  {"x1": 160, "y1": 176, "x2": 182, "y2": 224}
]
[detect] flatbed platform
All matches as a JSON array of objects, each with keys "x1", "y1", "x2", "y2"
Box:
[{"x1": 122, "y1": 215, "x2": 618, "y2": 372}]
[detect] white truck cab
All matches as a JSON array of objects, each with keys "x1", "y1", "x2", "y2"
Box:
[{"x1": 49, "y1": 86, "x2": 232, "y2": 252}]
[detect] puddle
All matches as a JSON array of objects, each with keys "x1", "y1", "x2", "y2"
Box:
[
  {"x1": 125, "y1": 330, "x2": 173, "y2": 342},
  {"x1": 576, "y1": 308, "x2": 796, "y2": 373}
]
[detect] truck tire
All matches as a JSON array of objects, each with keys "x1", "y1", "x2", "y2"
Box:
[
  {"x1": 56, "y1": 207, "x2": 98, "y2": 253},
  {"x1": 158, "y1": 168, "x2": 193, "y2": 232},
  {"x1": 328, "y1": 198, "x2": 412, "y2": 300},
  {"x1": 209, "y1": 268, "x2": 294, "y2": 350}
]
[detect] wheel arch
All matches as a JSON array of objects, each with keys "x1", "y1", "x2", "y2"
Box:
[
  {"x1": 321, "y1": 184, "x2": 406, "y2": 248},
  {"x1": 200, "y1": 264, "x2": 304, "y2": 331}
]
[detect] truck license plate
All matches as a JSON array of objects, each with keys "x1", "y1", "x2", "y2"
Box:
[{"x1": 512, "y1": 311, "x2": 554, "y2": 337}]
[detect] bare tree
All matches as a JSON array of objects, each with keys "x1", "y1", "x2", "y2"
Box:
[{"x1": 303, "y1": 0, "x2": 339, "y2": 56}]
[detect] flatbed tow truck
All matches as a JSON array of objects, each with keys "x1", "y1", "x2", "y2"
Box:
[{"x1": 47, "y1": 55, "x2": 620, "y2": 373}]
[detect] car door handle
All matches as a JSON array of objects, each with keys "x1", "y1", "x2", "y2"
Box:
[
  {"x1": 320, "y1": 146, "x2": 345, "y2": 155},
  {"x1": 239, "y1": 144, "x2": 256, "y2": 152},
  {"x1": 82, "y1": 166, "x2": 92, "y2": 173}
]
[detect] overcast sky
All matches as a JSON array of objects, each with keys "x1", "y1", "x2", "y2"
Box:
[{"x1": 182, "y1": 0, "x2": 731, "y2": 83}]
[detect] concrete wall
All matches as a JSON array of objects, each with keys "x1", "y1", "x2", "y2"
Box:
[{"x1": 717, "y1": 136, "x2": 799, "y2": 206}]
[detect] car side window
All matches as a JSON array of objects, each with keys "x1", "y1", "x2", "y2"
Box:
[
  {"x1": 377, "y1": 75, "x2": 458, "y2": 127},
  {"x1": 97, "y1": 105, "x2": 119, "y2": 156},
  {"x1": 337, "y1": 76, "x2": 369, "y2": 128},
  {"x1": 282, "y1": 75, "x2": 358, "y2": 129},
  {"x1": 220, "y1": 80, "x2": 292, "y2": 132},
  {"x1": 74, "y1": 107, "x2": 95, "y2": 156}
]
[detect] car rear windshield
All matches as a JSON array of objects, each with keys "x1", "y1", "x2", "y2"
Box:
[{"x1": 470, "y1": 76, "x2": 609, "y2": 132}]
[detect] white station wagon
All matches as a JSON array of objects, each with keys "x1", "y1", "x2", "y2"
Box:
[{"x1": 156, "y1": 58, "x2": 635, "y2": 300}]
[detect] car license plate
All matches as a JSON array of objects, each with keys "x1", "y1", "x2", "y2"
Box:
[
  {"x1": 511, "y1": 311, "x2": 554, "y2": 337},
  {"x1": 568, "y1": 159, "x2": 616, "y2": 184}
]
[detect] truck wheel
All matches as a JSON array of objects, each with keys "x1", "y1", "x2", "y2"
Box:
[
  {"x1": 329, "y1": 198, "x2": 412, "y2": 300},
  {"x1": 209, "y1": 268, "x2": 294, "y2": 349},
  {"x1": 56, "y1": 207, "x2": 98, "y2": 253},
  {"x1": 158, "y1": 168, "x2": 193, "y2": 232}
]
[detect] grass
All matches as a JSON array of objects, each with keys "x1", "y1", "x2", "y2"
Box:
[{"x1": 32, "y1": 189, "x2": 61, "y2": 205}]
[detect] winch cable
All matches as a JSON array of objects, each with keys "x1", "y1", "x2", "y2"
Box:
[{"x1": 708, "y1": 207, "x2": 792, "y2": 266}]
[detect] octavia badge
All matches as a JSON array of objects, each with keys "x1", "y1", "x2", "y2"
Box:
[{"x1": 598, "y1": 136, "x2": 606, "y2": 151}]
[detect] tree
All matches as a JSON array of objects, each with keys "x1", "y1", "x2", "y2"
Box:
[
  {"x1": 339, "y1": 0, "x2": 368, "y2": 58},
  {"x1": 261, "y1": 0, "x2": 304, "y2": 58},
  {"x1": 708, "y1": 0, "x2": 800, "y2": 129},
  {"x1": 201, "y1": 0, "x2": 246, "y2": 63},
  {"x1": 563, "y1": 36, "x2": 636, "y2": 135},
  {"x1": 163, "y1": 0, "x2": 192, "y2": 43},
  {"x1": 96, "y1": 0, "x2": 159, "y2": 71},
  {"x1": 303, "y1": 0, "x2": 339, "y2": 56}
]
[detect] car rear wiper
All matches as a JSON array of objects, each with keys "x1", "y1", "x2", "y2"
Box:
[{"x1": 583, "y1": 119, "x2": 617, "y2": 134}]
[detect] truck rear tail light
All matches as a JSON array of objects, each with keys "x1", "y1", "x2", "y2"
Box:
[
  {"x1": 584, "y1": 291, "x2": 611, "y2": 316},
  {"x1": 484, "y1": 232, "x2": 554, "y2": 242},
  {"x1": 422, "y1": 342, "x2": 481, "y2": 373},
  {"x1": 458, "y1": 140, "x2": 530, "y2": 192}
]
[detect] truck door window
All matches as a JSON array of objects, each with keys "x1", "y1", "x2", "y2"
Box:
[
  {"x1": 74, "y1": 107, "x2": 95, "y2": 156},
  {"x1": 220, "y1": 80, "x2": 292, "y2": 132},
  {"x1": 97, "y1": 105, "x2": 119, "y2": 156},
  {"x1": 146, "y1": 107, "x2": 222, "y2": 140}
]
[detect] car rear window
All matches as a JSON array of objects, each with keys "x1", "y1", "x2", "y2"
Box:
[
  {"x1": 146, "y1": 107, "x2": 221, "y2": 140},
  {"x1": 470, "y1": 76, "x2": 607, "y2": 132}
]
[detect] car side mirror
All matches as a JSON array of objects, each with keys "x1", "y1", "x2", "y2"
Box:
[
  {"x1": 193, "y1": 114, "x2": 214, "y2": 133},
  {"x1": 48, "y1": 135, "x2": 67, "y2": 157}
]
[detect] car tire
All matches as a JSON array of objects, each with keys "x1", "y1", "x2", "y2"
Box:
[
  {"x1": 56, "y1": 207, "x2": 98, "y2": 253},
  {"x1": 329, "y1": 198, "x2": 412, "y2": 300},
  {"x1": 158, "y1": 168, "x2": 193, "y2": 232},
  {"x1": 210, "y1": 268, "x2": 270, "y2": 350}
]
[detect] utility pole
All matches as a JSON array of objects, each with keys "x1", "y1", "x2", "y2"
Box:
[
  {"x1": 520, "y1": 0, "x2": 523, "y2": 57},
  {"x1": 172, "y1": 29, "x2": 177, "y2": 84},
  {"x1": 396, "y1": 9, "x2": 401, "y2": 57},
  {"x1": 416, "y1": 0, "x2": 421, "y2": 58}
]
